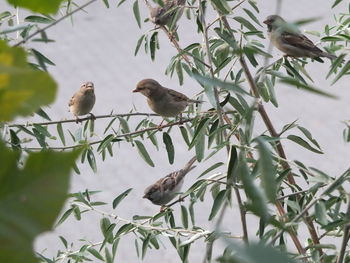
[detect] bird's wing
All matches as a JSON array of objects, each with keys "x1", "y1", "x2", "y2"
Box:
[
  {"x1": 281, "y1": 32, "x2": 323, "y2": 53},
  {"x1": 68, "y1": 94, "x2": 76, "y2": 107},
  {"x1": 166, "y1": 88, "x2": 189, "y2": 102}
]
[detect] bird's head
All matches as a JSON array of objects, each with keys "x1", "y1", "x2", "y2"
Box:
[
  {"x1": 263, "y1": 15, "x2": 285, "y2": 31},
  {"x1": 81, "y1": 82, "x2": 94, "y2": 94},
  {"x1": 133, "y1": 79, "x2": 162, "y2": 98}
]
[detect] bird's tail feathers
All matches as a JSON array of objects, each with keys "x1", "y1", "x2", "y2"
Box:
[
  {"x1": 322, "y1": 52, "x2": 337, "y2": 60},
  {"x1": 188, "y1": 99, "x2": 204, "y2": 104},
  {"x1": 182, "y1": 156, "x2": 197, "y2": 174}
]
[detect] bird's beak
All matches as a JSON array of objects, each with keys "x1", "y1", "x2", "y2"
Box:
[
  {"x1": 142, "y1": 194, "x2": 147, "y2": 198},
  {"x1": 132, "y1": 89, "x2": 139, "y2": 93},
  {"x1": 263, "y1": 20, "x2": 268, "y2": 24}
]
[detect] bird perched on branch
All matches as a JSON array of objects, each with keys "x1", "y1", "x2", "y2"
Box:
[
  {"x1": 133, "y1": 79, "x2": 202, "y2": 119},
  {"x1": 263, "y1": 15, "x2": 337, "y2": 60},
  {"x1": 147, "y1": 0, "x2": 186, "y2": 27},
  {"x1": 143, "y1": 157, "x2": 197, "y2": 206},
  {"x1": 69, "y1": 82, "x2": 96, "y2": 123}
]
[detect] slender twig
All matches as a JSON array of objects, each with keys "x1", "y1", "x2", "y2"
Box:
[
  {"x1": 270, "y1": 169, "x2": 350, "y2": 246},
  {"x1": 14, "y1": 0, "x2": 98, "y2": 47},
  {"x1": 7, "y1": 112, "x2": 159, "y2": 127},
  {"x1": 336, "y1": 194, "x2": 350, "y2": 263},
  {"x1": 19, "y1": 118, "x2": 195, "y2": 151}
]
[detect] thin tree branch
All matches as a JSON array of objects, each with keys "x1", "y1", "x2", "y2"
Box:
[
  {"x1": 336, "y1": 194, "x2": 350, "y2": 263},
  {"x1": 19, "y1": 118, "x2": 196, "y2": 151},
  {"x1": 14, "y1": 0, "x2": 99, "y2": 47},
  {"x1": 270, "y1": 169, "x2": 350, "y2": 246},
  {"x1": 7, "y1": 112, "x2": 159, "y2": 127}
]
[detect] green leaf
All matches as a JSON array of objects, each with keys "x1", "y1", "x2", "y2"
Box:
[
  {"x1": 181, "y1": 205, "x2": 189, "y2": 228},
  {"x1": 102, "y1": 0, "x2": 110, "y2": 8},
  {"x1": 0, "y1": 141, "x2": 80, "y2": 263},
  {"x1": 112, "y1": 188, "x2": 133, "y2": 209},
  {"x1": 279, "y1": 77, "x2": 337, "y2": 99},
  {"x1": 87, "y1": 149, "x2": 97, "y2": 172},
  {"x1": 287, "y1": 135, "x2": 323, "y2": 154},
  {"x1": 195, "y1": 133, "x2": 205, "y2": 162},
  {"x1": 134, "y1": 140, "x2": 155, "y2": 167},
  {"x1": 332, "y1": 0, "x2": 343, "y2": 8},
  {"x1": 192, "y1": 73, "x2": 250, "y2": 96},
  {"x1": 0, "y1": 40, "x2": 57, "y2": 121},
  {"x1": 234, "y1": 16, "x2": 258, "y2": 31},
  {"x1": 242, "y1": 8, "x2": 261, "y2": 26},
  {"x1": 163, "y1": 132, "x2": 174, "y2": 164},
  {"x1": 24, "y1": 15, "x2": 54, "y2": 24},
  {"x1": 7, "y1": 0, "x2": 66, "y2": 14},
  {"x1": 198, "y1": 162, "x2": 224, "y2": 178},
  {"x1": 88, "y1": 248, "x2": 105, "y2": 261},
  {"x1": 208, "y1": 189, "x2": 226, "y2": 220},
  {"x1": 134, "y1": 34, "x2": 145, "y2": 56},
  {"x1": 133, "y1": 0, "x2": 141, "y2": 28},
  {"x1": 150, "y1": 31, "x2": 159, "y2": 61},
  {"x1": 315, "y1": 201, "x2": 328, "y2": 225},
  {"x1": 331, "y1": 60, "x2": 350, "y2": 85},
  {"x1": 210, "y1": 0, "x2": 231, "y2": 14},
  {"x1": 256, "y1": 137, "x2": 276, "y2": 202},
  {"x1": 237, "y1": 151, "x2": 269, "y2": 220}
]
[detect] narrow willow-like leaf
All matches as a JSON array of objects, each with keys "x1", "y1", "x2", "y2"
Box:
[
  {"x1": 238, "y1": 151, "x2": 269, "y2": 220},
  {"x1": 331, "y1": 60, "x2": 350, "y2": 85},
  {"x1": 208, "y1": 189, "x2": 226, "y2": 220},
  {"x1": 181, "y1": 205, "x2": 189, "y2": 228},
  {"x1": 102, "y1": 0, "x2": 110, "y2": 8},
  {"x1": 133, "y1": 0, "x2": 141, "y2": 28},
  {"x1": 195, "y1": 133, "x2": 205, "y2": 162},
  {"x1": 189, "y1": 118, "x2": 210, "y2": 149},
  {"x1": 279, "y1": 77, "x2": 337, "y2": 99},
  {"x1": 135, "y1": 34, "x2": 146, "y2": 56},
  {"x1": 315, "y1": 201, "x2": 328, "y2": 225},
  {"x1": 198, "y1": 162, "x2": 224, "y2": 178},
  {"x1": 56, "y1": 208, "x2": 73, "y2": 226},
  {"x1": 87, "y1": 149, "x2": 97, "y2": 172},
  {"x1": 24, "y1": 15, "x2": 54, "y2": 23},
  {"x1": 163, "y1": 132, "x2": 174, "y2": 164},
  {"x1": 56, "y1": 123, "x2": 65, "y2": 146},
  {"x1": 192, "y1": 73, "x2": 250, "y2": 96},
  {"x1": 287, "y1": 135, "x2": 323, "y2": 154},
  {"x1": 150, "y1": 31, "x2": 159, "y2": 61},
  {"x1": 134, "y1": 140, "x2": 155, "y2": 167},
  {"x1": 234, "y1": 16, "x2": 258, "y2": 31},
  {"x1": 256, "y1": 137, "x2": 276, "y2": 202},
  {"x1": 242, "y1": 8, "x2": 261, "y2": 26},
  {"x1": 88, "y1": 248, "x2": 104, "y2": 261},
  {"x1": 142, "y1": 233, "x2": 151, "y2": 259},
  {"x1": 179, "y1": 126, "x2": 191, "y2": 146},
  {"x1": 112, "y1": 188, "x2": 133, "y2": 209}
]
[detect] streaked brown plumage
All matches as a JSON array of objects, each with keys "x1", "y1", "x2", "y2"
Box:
[
  {"x1": 69, "y1": 82, "x2": 96, "y2": 123},
  {"x1": 143, "y1": 157, "x2": 197, "y2": 205},
  {"x1": 133, "y1": 79, "x2": 202, "y2": 118},
  {"x1": 148, "y1": 0, "x2": 185, "y2": 26},
  {"x1": 264, "y1": 15, "x2": 336, "y2": 60}
]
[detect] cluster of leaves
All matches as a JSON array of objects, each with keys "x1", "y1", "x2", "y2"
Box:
[{"x1": 1, "y1": 0, "x2": 350, "y2": 263}]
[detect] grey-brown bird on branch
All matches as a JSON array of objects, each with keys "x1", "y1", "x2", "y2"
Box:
[
  {"x1": 143, "y1": 157, "x2": 197, "y2": 206},
  {"x1": 133, "y1": 79, "x2": 202, "y2": 118},
  {"x1": 69, "y1": 82, "x2": 96, "y2": 123},
  {"x1": 264, "y1": 15, "x2": 337, "y2": 60},
  {"x1": 148, "y1": 0, "x2": 186, "y2": 26}
]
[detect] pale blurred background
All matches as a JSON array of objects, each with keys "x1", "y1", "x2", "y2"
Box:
[{"x1": 1, "y1": 0, "x2": 349, "y2": 261}]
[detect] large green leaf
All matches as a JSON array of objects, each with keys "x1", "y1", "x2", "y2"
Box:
[
  {"x1": 0, "y1": 141, "x2": 80, "y2": 263},
  {"x1": 0, "y1": 40, "x2": 56, "y2": 121},
  {"x1": 7, "y1": 0, "x2": 65, "y2": 14}
]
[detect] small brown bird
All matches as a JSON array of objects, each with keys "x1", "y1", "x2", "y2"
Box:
[
  {"x1": 133, "y1": 79, "x2": 202, "y2": 118},
  {"x1": 148, "y1": 0, "x2": 185, "y2": 26},
  {"x1": 264, "y1": 15, "x2": 336, "y2": 60},
  {"x1": 143, "y1": 157, "x2": 197, "y2": 206},
  {"x1": 69, "y1": 82, "x2": 96, "y2": 123}
]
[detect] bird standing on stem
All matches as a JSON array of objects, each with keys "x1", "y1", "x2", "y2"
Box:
[
  {"x1": 69, "y1": 82, "x2": 96, "y2": 123},
  {"x1": 263, "y1": 15, "x2": 337, "y2": 60},
  {"x1": 133, "y1": 79, "x2": 202, "y2": 125},
  {"x1": 143, "y1": 157, "x2": 197, "y2": 207},
  {"x1": 147, "y1": 0, "x2": 186, "y2": 27}
]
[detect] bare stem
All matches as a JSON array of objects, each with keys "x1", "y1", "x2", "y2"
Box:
[
  {"x1": 14, "y1": 0, "x2": 99, "y2": 47},
  {"x1": 7, "y1": 112, "x2": 159, "y2": 127},
  {"x1": 336, "y1": 194, "x2": 350, "y2": 263}
]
